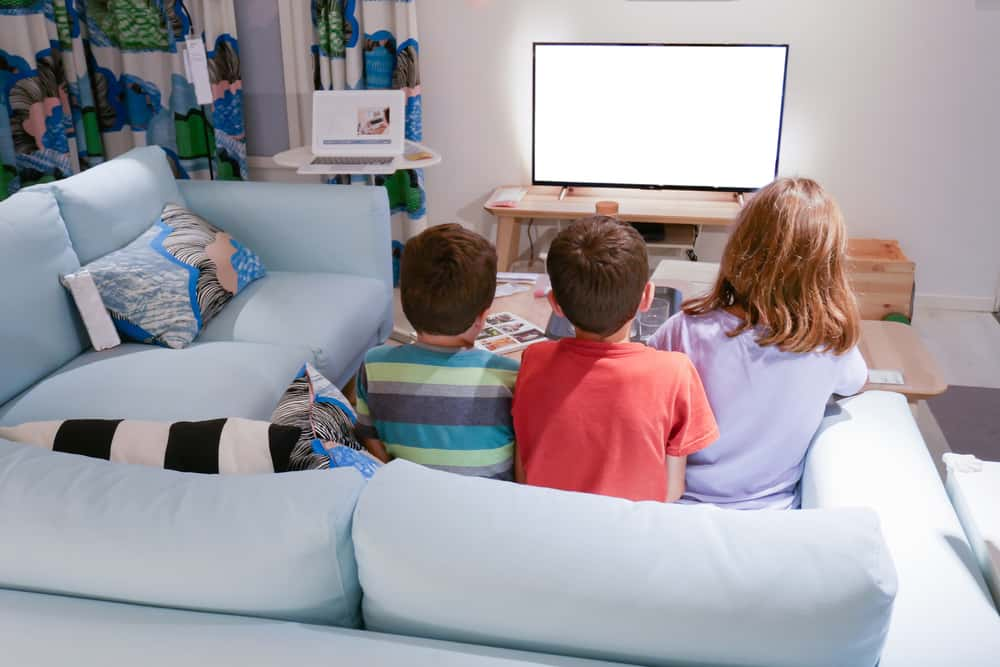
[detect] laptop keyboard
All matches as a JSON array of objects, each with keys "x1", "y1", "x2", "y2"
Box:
[{"x1": 311, "y1": 156, "x2": 394, "y2": 166}]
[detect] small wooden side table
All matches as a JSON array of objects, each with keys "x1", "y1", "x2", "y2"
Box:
[{"x1": 859, "y1": 320, "x2": 947, "y2": 402}]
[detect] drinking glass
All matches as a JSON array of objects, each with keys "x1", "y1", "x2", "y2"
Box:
[{"x1": 638, "y1": 297, "x2": 670, "y2": 343}]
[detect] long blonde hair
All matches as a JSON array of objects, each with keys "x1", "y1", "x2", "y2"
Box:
[{"x1": 684, "y1": 177, "x2": 860, "y2": 354}]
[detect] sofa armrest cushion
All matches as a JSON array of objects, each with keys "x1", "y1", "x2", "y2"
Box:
[
  {"x1": 802, "y1": 391, "x2": 1000, "y2": 665},
  {"x1": 353, "y1": 460, "x2": 897, "y2": 667},
  {"x1": 0, "y1": 438, "x2": 364, "y2": 628},
  {"x1": 0, "y1": 189, "x2": 85, "y2": 405}
]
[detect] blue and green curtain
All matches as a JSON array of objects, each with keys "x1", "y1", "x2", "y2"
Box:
[
  {"x1": 0, "y1": 0, "x2": 247, "y2": 201},
  {"x1": 308, "y1": 0, "x2": 426, "y2": 237}
]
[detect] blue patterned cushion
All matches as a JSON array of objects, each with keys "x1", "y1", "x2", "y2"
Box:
[
  {"x1": 271, "y1": 363, "x2": 368, "y2": 472},
  {"x1": 78, "y1": 204, "x2": 265, "y2": 349}
]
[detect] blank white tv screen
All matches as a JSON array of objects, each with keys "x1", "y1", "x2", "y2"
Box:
[{"x1": 533, "y1": 43, "x2": 788, "y2": 191}]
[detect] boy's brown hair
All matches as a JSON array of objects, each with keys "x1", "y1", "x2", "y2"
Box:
[
  {"x1": 546, "y1": 216, "x2": 649, "y2": 337},
  {"x1": 400, "y1": 223, "x2": 497, "y2": 335},
  {"x1": 684, "y1": 177, "x2": 860, "y2": 354}
]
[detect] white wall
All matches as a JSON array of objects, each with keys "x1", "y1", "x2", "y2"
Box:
[{"x1": 416, "y1": 0, "x2": 1000, "y2": 305}]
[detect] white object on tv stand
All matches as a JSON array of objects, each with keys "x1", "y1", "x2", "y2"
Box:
[{"x1": 272, "y1": 141, "x2": 442, "y2": 181}]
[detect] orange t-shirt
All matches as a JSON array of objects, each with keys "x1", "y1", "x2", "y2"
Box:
[{"x1": 512, "y1": 339, "x2": 718, "y2": 502}]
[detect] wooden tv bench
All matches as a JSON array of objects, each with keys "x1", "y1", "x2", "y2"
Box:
[{"x1": 484, "y1": 186, "x2": 742, "y2": 272}]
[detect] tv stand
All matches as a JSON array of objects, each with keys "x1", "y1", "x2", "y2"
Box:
[{"x1": 484, "y1": 185, "x2": 743, "y2": 272}]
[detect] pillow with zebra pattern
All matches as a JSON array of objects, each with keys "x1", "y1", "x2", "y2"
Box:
[
  {"x1": 67, "y1": 203, "x2": 265, "y2": 349},
  {"x1": 272, "y1": 363, "x2": 379, "y2": 476},
  {"x1": 0, "y1": 417, "x2": 323, "y2": 474}
]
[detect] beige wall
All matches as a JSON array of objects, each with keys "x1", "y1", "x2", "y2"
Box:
[{"x1": 414, "y1": 0, "x2": 1000, "y2": 306}]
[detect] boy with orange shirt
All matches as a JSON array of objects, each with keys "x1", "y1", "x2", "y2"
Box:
[{"x1": 512, "y1": 216, "x2": 718, "y2": 502}]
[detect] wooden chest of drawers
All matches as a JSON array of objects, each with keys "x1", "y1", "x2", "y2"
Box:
[{"x1": 847, "y1": 239, "x2": 915, "y2": 320}]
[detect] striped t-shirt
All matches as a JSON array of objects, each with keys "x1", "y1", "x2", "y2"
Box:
[{"x1": 356, "y1": 341, "x2": 519, "y2": 480}]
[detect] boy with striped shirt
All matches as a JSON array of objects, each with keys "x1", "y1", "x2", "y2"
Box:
[{"x1": 355, "y1": 224, "x2": 518, "y2": 479}]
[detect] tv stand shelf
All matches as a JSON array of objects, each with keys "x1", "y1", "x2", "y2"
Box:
[{"x1": 484, "y1": 186, "x2": 742, "y2": 271}]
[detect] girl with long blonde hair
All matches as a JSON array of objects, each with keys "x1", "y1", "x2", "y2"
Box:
[{"x1": 648, "y1": 177, "x2": 867, "y2": 509}]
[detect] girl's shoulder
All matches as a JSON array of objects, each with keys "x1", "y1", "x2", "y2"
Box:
[{"x1": 673, "y1": 307, "x2": 745, "y2": 335}]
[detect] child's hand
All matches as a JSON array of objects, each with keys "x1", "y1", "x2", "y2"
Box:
[{"x1": 363, "y1": 437, "x2": 391, "y2": 463}]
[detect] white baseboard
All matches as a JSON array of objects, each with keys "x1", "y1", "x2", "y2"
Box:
[{"x1": 914, "y1": 293, "x2": 996, "y2": 313}]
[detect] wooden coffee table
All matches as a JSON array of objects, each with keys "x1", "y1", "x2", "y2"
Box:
[
  {"x1": 391, "y1": 286, "x2": 552, "y2": 362},
  {"x1": 488, "y1": 287, "x2": 553, "y2": 361}
]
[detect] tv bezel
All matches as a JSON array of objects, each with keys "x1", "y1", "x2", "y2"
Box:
[{"x1": 531, "y1": 42, "x2": 790, "y2": 193}]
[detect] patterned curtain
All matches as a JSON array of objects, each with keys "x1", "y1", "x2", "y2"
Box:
[
  {"x1": 308, "y1": 0, "x2": 425, "y2": 240},
  {"x1": 0, "y1": 0, "x2": 246, "y2": 201}
]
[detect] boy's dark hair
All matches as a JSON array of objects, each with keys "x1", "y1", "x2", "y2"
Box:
[
  {"x1": 401, "y1": 223, "x2": 497, "y2": 335},
  {"x1": 546, "y1": 215, "x2": 648, "y2": 337}
]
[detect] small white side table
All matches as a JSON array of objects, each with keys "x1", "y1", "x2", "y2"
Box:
[
  {"x1": 945, "y1": 456, "x2": 1000, "y2": 612},
  {"x1": 272, "y1": 140, "x2": 441, "y2": 178}
]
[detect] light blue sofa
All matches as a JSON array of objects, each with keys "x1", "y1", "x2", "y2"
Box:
[
  {"x1": 0, "y1": 146, "x2": 392, "y2": 424},
  {"x1": 1, "y1": 392, "x2": 999, "y2": 666},
  {"x1": 1, "y1": 149, "x2": 998, "y2": 666}
]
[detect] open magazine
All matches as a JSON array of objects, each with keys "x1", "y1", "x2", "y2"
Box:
[{"x1": 474, "y1": 312, "x2": 548, "y2": 355}]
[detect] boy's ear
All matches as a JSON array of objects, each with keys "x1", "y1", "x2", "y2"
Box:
[
  {"x1": 547, "y1": 290, "x2": 565, "y2": 317},
  {"x1": 468, "y1": 308, "x2": 489, "y2": 334},
  {"x1": 637, "y1": 281, "x2": 655, "y2": 313}
]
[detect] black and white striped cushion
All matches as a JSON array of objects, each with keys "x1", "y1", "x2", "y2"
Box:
[{"x1": 0, "y1": 418, "x2": 302, "y2": 474}]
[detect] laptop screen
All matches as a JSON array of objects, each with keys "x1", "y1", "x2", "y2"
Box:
[{"x1": 312, "y1": 90, "x2": 405, "y2": 156}]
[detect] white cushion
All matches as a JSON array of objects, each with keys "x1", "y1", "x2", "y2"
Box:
[{"x1": 353, "y1": 460, "x2": 897, "y2": 667}]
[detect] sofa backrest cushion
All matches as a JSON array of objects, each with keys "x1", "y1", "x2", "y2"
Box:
[
  {"x1": 0, "y1": 190, "x2": 84, "y2": 406},
  {"x1": 353, "y1": 460, "x2": 898, "y2": 667},
  {"x1": 43, "y1": 146, "x2": 185, "y2": 264},
  {"x1": 0, "y1": 439, "x2": 365, "y2": 628}
]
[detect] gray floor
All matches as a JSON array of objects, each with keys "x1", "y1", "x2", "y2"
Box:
[
  {"x1": 911, "y1": 306, "x2": 1000, "y2": 476},
  {"x1": 926, "y1": 386, "x2": 1000, "y2": 460}
]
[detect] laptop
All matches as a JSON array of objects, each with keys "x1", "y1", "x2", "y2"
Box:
[{"x1": 298, "y1": 90, "x2": 405, "y2": 175}]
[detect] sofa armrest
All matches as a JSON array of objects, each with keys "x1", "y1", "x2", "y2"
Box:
[
  {"x1": 802, "y1": 391, "x2": 1000, "y2": 665},
  {"x1": 176, "y1": 180, "x2": 392, "y2": 286}
]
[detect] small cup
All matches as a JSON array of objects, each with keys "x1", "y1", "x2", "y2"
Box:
[{"x1": 595, "y1": 200, "x2": 620, "y2": 216}]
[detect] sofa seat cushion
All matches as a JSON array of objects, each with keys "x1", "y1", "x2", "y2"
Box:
[
  {"x1": 0, "y1": 342, "x2": 311, "y2": 425},
  {"x1": 0, "y1": 588, "x2": 626, "y2": 667},
  {"x1": 198, "y1": 271, "x2": 389, "y2": 383},
  {"x1": 0, "y1": 189, "x2": 85, "y2": 406}
]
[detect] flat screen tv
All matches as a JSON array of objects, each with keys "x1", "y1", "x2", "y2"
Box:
[{"x1": 533, "y1": 43, "x2": 789, "y2": 192}]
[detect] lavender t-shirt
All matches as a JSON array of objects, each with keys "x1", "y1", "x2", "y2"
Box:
[{"x1": 648, "y1": 309, "x2": 867, "y2": 510}]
